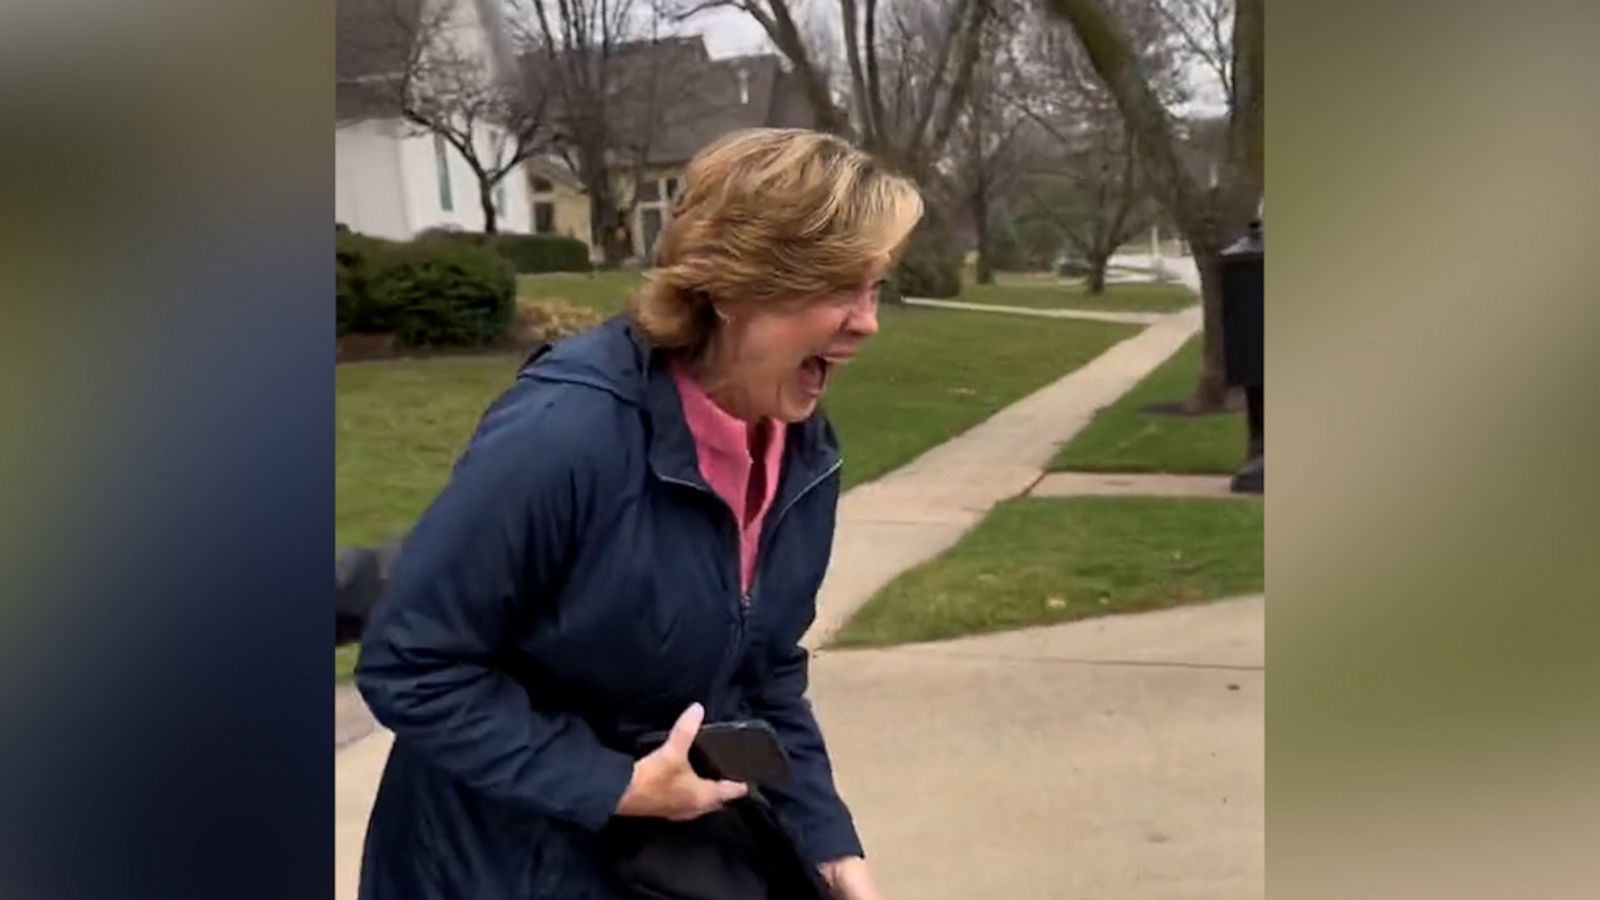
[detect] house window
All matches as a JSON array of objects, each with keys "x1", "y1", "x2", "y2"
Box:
[
  {"x1": 534, "y1": 202, "x2": 555, "y2": 234},
  {"x1": 433, "y1": 134, "x2": 453, "y2": 211},
  {"x1": 638, "y1": 179, "x2": 661, "y2": 203},
  {"x1": 666, "y1": 177, "x2": 680, "y2": 199},
  {"x1": 493, "y1": 179, "x2": 506, "y2": 213},
  {"x1": 532, "y1": 176, "x2": 553, "y2": 193}
]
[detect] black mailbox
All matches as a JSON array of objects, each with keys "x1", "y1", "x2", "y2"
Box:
[{"x1": 1219, "y1": 219, "x2": 1263, "y2": 493}]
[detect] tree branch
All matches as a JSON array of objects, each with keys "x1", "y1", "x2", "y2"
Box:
[
  {"x1": 887, "y1": 8, "x2": 913, "y2": 134},
  {"x1": 924, "y1": 0, "x2": 991, "y2": 165},
  {"x1": 907, "y1": 1, "x2": 970, "y2": 149},
  {"x1": 863, "y1": 0, "x2": 887, "y2": 147},
  {"x1": 1223, "y1": 0, "x2": 1262, "y2": 218},
  {"x1": 838, "y1": 0, "x2": 875, "y2": 143},
  {"x1": 1039, "y1": 0, "x2": 1204, "y2": 239},
  {"x1": 1153, "y1": 0, "x2": 1229, "y2": 99},
  {"x1": 670, "y1": 0, "x2": 739, "y2": 19},
  {"x1": 754, "y1": 0, "x2": 850, "y2": 134}
]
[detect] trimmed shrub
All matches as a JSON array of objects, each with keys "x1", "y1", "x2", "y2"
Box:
[
  {"x1": 336, "y1": 231, "x2": 400, "y2": 336},
  {"x1": 414, "y1": 226, "x2": 485, "y2": 246},
  {"x1": 415, "y1": 228, "x2": 591, "y2": 274},
  {"x1": 985, "y1": 221, "x2": 1027, "y2": 273},
  {"x1": 492, "y1": 234, "x2": 592, "y2": 274},
  {"x1": 894, "y1": 215, "x2": 962, "y2": 299},
  {"x1": 364, "y1": 240, "x2": 516, "y2": 348}
]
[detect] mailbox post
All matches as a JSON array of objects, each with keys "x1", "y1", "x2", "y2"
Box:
[{"x1": 1219, "y1": 219, "x2": 1263, "y2": 493}]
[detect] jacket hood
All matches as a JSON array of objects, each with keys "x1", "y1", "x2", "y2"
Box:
[
  {"x1": 516, "y1": 314, "x2": 841, "y2": 485},
  {"x1": 516, "y1": 314, "x2": 651, "y2": 407}
]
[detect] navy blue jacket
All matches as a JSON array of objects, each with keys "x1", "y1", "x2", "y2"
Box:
[{"x1": 355, "y1": 316, "x2": 861, "y2": 900}]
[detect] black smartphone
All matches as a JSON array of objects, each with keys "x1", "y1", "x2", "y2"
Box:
[{"x1": 637, "y1": 719, "x2": 793, "y2": 788}]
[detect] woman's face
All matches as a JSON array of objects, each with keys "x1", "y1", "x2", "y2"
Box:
[{"x1": 709, "y1": 269, "x2": 886, "y2": 423}]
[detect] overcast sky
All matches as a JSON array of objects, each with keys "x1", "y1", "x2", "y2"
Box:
[{"x1": 670, "y1": 7, "x2": 776, "y2": 58}]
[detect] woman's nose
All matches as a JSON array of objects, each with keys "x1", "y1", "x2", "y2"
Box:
[{"x1": 847, "y1": 299, "x2": 879, "y2": 337}]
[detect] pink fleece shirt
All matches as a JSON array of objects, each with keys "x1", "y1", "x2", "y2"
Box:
[{"x1": 670, "y1": 363, "x2": 787, "y2": 594}]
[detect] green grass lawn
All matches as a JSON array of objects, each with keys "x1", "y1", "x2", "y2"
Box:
[
  {"x1": 338, "y1": 305, "x2": 1133, "y2": 549},
  {"x1": 336, "y1": 644, "x2": 361, "y2": 681},
  {"x1": 833, "y1": 495, "x2": 1264, "y2": 647},
  {"x1": 516, "y1": 270, "x2": 641, "y2": 317},
  {"x1": 1050, "y1": 335, "x2": 1248, "y2": 474},
  {"x1": 336, "y1": 303, "x2": 1135, "y2": 678},
  {"x1": 823, "y1": 307, "x2": 1133, "y2": 488},
  {"x1": 960, "y1": 280, "x2": 1196, "y2": 313}
]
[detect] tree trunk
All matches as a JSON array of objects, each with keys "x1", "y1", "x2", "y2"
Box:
[
  {"x1": 588, "y1": 191, "x2": 631, "y2": 269},
  {"x1": 1190, "y1": 244, "x2": 1231, "y2": 412},
  {"x1": 1086, "y1": 255, "x2": 1108, "y2": 294},
  {"x1": 479, "y1": 181, "x2": 498, "y2": 235},
  {"x1": 587, "y1": 194, "x2": 609, "y2": 267},
  {"x1": 973, "y1": 188, "x2": 994, "y2": 285},
  {"x1": 602, "y1": 226, "x2": 632, "y2": 267}
]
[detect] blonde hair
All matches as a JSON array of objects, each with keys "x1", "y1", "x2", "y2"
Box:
[{"x1": 629, "y1": 128, "x2": 923, "y2": 356}]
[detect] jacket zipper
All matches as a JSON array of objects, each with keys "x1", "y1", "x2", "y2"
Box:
[
  {"x1": 744, "y1": 457, "x2": 843, "y2": 610},
  {"x1": 655, "y1": 456, "x2": 842, "y2": 609},
  {"x1": 652, "y1": 472, "x2": 745, "y2": 609},
  {"x1": 656, "y1": 453, "x2": 838, "y2": 675}
]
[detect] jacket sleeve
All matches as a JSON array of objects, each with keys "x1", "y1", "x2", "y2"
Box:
[
  {"x1": 355, "y1": 380, "x2": 635, "y2": 833},
  {"x1": 750, "y1": 642, "x2": 865, "y2": 865}
]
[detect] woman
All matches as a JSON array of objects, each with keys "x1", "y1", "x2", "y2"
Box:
[{"x1": 356, "y1": 128, "x2": 922, "y2": 900}]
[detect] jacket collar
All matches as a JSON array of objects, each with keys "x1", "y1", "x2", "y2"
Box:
[
  {"x1": 520, "y1": 315, "x2": 841, "y2": 497},
  {"x1": 639, "y1": 331, "x2": 840, "y2": 501}
]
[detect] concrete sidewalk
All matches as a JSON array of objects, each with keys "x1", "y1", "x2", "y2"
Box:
[
  {"x1": 335, "y1": 598, "x2": 1262, "y2": 900},
  {"x1": 1032, "y1": 472, "x2": 1245, "y2": 500},
  {"x1": 904, "y1": 297, "x2": 1167, "y2": 325},
  {"x1": 813, "y1": 596, "x2": 1264, "y2": 900}
]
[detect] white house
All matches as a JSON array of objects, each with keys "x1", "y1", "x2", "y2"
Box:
[{"x1": 336, "y1": 0, "x2": 535, "y2": 239}]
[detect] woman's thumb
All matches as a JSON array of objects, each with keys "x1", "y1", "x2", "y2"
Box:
[{"x1": 663, "y1": 702, "x2": 705, "y2": 757}]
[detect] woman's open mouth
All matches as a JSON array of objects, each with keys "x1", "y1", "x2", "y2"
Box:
[
  {"x1": 798, "y1": 351, "x2": 856, "y2": 398},
  {"x1": 799, "y1": 355, "x2": 831, "y2": 398}
]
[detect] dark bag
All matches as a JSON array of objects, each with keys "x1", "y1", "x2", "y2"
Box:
[{"x1": 598, "y1": 793, "x2": 832, "y2": 900}]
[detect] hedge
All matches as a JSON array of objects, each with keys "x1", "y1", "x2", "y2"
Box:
[
  {"x1": 337, "y1": 231, "x2": 515, "y2": 348},
  {"x1": 416, "y1": 228, "x2": 592, "y2": 274},
  {"x1": 491, "y1": 234, "x2": 592, "y2": 274},
  {"x1": 894, "y1": 213, "x2": 962, "y2": 299}
]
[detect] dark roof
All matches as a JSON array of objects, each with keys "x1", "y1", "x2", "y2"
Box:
[
  {"x1": 336, "y1": 0, "x2": 422, "y2": 121},
  {"x1": 520, "y1": 36, "x2": 819, "y2": 168}
]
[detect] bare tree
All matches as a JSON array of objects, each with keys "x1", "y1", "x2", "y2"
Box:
[
  {"x1": 1000, "y1": 14, "x2": 1171, "y2": 293},
  {"x1": 509, "y1": 0, "x2": 717, "y2": 265},
  {"x1": 1152, "y1": 0, "x2": 1232, "y2": 100},
  {"x1": 947, "y1": 17, "x2": 1033, "y2": 285},
  {"x1": 1014, "y1": 131, "x2": 1152, "y2": 293},
  {"x1": 672, "y1": 0, "x2": 995, "y2": 180},
  {"x1": 339, "y1": 0, "x2": 552, "y2": 234},
  {"x1": 1039, "y1": 0, "x2": 1263, "y2": 409}
]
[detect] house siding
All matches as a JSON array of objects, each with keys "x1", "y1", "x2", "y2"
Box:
[
  {"x1": 335, "y1": 0, "x2": 535, "y2": 238},
  {"x1": 335, "y1": 119, "x2": 411, "y2": 240}
]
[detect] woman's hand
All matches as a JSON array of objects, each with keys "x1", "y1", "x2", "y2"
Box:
[
  {"x1": 818, "y1": 856, "x2": 883, "y2": 900},
  {"x1": 614, "y1": 703, "x2": 748, "y2": 821}
]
